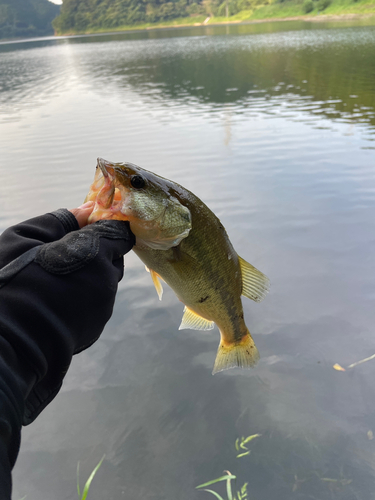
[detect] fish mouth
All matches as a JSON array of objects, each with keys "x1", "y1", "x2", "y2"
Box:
[
  {"x1": 97, "y1": 157, "x2": 114, "y2": 178},
  {"x1": 86, "y1": 158, "x2": 128, "y2": 222}
]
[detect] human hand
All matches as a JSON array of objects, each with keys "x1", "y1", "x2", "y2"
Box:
[{"x1": 69, "y1": 200, "x2": 95, "y2": 228}]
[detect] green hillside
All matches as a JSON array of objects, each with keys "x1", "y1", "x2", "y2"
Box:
[
  {"x1": 53, "y1": 0, "x2": 375, "y2": 35},
  {"x1": 53, "y1": 0, "x2": 207, "y2": 33},
  {"x1": 2, "y1": 0, "x2": 375, "y2": 40},
  {"x1": 0, "y1": 0, "x2": 60, "y2": 39}
]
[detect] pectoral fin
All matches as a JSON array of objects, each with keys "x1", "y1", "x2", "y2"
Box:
[
  {"x1": 238, "y1": 256, "x2": 270, "y2": 303},
  {"x1": 179, "y1": 306, "x2": 214, "y2": 331},
  {"x1": 145, "y1": 266, "x2": 163, "y2": 301}
]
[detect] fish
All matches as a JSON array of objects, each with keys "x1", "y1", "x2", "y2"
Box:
[{"x1": 85, "y1": 158, "x2": 269, "y2": 374}]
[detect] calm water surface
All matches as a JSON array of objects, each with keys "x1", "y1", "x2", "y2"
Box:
[{"x1": 1, "y1": 20, "x2": 375, "y2": 500}]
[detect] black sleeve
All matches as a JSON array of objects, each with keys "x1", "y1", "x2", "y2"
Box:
[{"x1": 0, "y1": 210, "x2": 135, "y2": 499}]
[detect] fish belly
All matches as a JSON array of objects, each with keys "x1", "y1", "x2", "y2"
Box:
[{"x1": 133, "y1": 242, "x2": 245, "y2": 338}]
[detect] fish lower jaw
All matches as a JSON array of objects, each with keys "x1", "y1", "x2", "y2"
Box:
[
  {"x1": 87, "y1": 202, "x2": 127, "y2": 223},
  {"x1": 86, "y1": 184, "x2": 131, "y2": 224}
]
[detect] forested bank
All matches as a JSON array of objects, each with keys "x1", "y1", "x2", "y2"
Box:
[
  {"x1": 0, "y1": 0, "x2": 60, "y2": 39},
  {"x1": 1, "y1": 0, "x2": 374, "y2": 40},
  {"x1": 53, "y1": 0, "x2": 375, "y2": 35},
  {"x1": 53, "y1": 0, "x2": 207, "y2": 33}
]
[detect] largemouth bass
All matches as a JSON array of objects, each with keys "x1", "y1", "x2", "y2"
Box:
[{"x1": 86, "y1": 158, "x2": 269, "y2": 374}]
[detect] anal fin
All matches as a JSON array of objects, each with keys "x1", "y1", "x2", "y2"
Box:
[
  {"x1": 179, "y1": 306, "x2": 214, "y2": 331},
  {"x1": 145, "y1": 266, "x2": 163, "y2": 301},
  {"x1": 238, "y1": 256, "x2": 270, "y2": 303}
]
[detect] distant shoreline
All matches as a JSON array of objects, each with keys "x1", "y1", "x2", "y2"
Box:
[
  {"x1": 218, "y1": 12, "x2": 375, "y2": 24},
  {"x1": 56, "y1": 13, "x2": 375, "y2": 37},
  {"x1": 1, "y1": 12, "x2": 374, "y2": 43}
]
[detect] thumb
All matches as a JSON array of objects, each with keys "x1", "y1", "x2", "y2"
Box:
[{"x1": 69, "y1": 201, "x2": 95, "y2": 228}]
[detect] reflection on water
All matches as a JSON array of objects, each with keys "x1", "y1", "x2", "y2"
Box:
[
  {"x1": 2, "y1": 23, "x2": 375, "y2": 132},
  {"x1": 1, "y1": 21, "x2": 375, "y2": 500}
]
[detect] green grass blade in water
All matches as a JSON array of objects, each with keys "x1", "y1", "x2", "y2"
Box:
[
  {"x1": 78, "y1": 455, "x2": 105, "y2": 500},
  {"x1": 200, "y1": 489, "x2": 226, "y2": 500},
  {"x1": 241, "y1": 434, "x2": 261, "y2": 446},
  {"x1": 225, "y1": 473, "x2": 234, "y2": 500},
  {"x1": 77, "y1": 462, "x2": 81, "y2": 498},
  {"x1": 196, "y1": 474, "x2": 236, "y2": 489}
]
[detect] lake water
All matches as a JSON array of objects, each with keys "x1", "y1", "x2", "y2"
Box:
[{"x1": 1, "y1": 19, "x2": 375, "y2": 500}]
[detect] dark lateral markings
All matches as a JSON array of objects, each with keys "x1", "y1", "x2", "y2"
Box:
[{"x1": 198, "y1": 295, "x2": 209, "y2": 303}]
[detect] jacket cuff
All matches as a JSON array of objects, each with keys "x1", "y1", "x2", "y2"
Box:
[{"x1": 48, "y1": 209, "x2": 80, "y2": 234}]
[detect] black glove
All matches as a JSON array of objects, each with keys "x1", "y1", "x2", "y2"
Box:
[{"x1": 0, "y1": 210, "x2": 134, "y2": 500}]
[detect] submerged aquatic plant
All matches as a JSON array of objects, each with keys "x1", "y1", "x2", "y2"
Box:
[
  {"x1": 235, "y1": 434, "x2": 261, "y2": 458},
  {"x1": 77, "y1": 455, "x2": 105, "y2": 500},
  {"x1": 196, "y1": 471, "x2": 248, "y2": 500},
  {"x1": 196, "y1": 434, "x2": 260, "y2": 499}
]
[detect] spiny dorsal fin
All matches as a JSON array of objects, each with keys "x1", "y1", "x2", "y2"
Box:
[
  {"x1": 238, "y1": 256, "x2": 270, "y2": 303},
  {"x1": 145, "y1": 266, "x2": 163, "y2": 301},
  {"x1": 179, "y1": 306, "x2": 214, "y2": 331}
]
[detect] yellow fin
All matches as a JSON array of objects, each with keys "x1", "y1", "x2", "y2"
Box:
[
  {"x1": 212, "y1": 331, "x2": 259, "y2": 374},
  {"x1": 179, "y1": 307, "x2": 214, "y2": 331},
  {"x1": 145, "y1": 266, "x2": 163, "y2": 301},
  {"x1": 238, "y1": 256, "x2": 270, "y2": 303}
]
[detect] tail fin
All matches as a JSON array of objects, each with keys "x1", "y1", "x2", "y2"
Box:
[{"x1": 212, "y1": 330, "x2": 259, "y2": 375}]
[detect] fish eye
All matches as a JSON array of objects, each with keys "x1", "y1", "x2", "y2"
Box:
[{"x1": 130, "y1": 175, "x2": 145, "y2": 189}]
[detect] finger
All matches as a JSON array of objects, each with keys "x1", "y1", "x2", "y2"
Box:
[{"x1": 69, "y1": 201, "x2": 95, "y2": 228}]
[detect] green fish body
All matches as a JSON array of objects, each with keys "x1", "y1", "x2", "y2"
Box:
[{"x1": 86, "y1": 158, "x2": 269, "y2": 374}]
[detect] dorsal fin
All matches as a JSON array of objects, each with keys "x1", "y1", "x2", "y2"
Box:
[
  {"x1": 179, "y1": 306, "x2": 214, "y2": 331},
  {"x1": 238, "y1": 256, "x2": 270, "y2": 303},
  {"x1": 145, "y1": 266, "x2": 163, "y2": 301}
]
